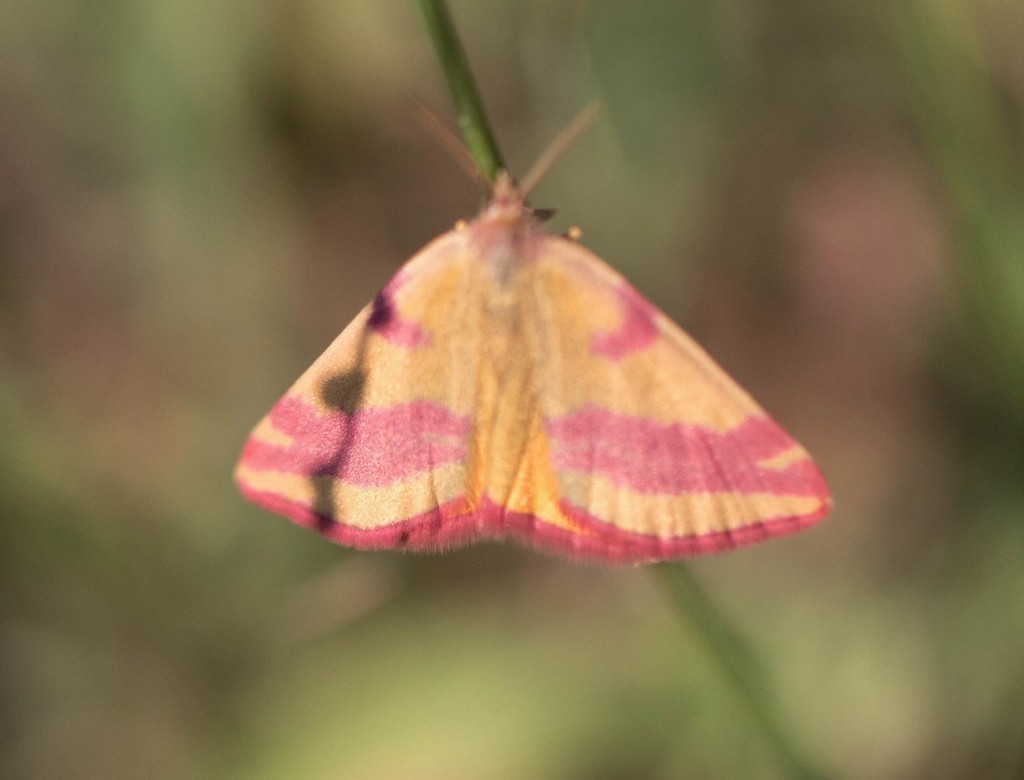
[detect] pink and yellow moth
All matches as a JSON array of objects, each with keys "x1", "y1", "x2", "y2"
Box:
[{"x1": 235, "y1": 172, "x2": 831, "y2": 564}]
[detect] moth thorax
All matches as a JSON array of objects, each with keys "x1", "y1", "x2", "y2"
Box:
[
  {"x1": 489, "y1": 248, "x2": 517, "y2": 288},
  {"x1": 485, "y1": 285, "x2": 519, "y2": 327}
]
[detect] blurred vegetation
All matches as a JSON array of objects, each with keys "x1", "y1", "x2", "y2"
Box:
[{"x1": 1, "y1": 1, "x2": 1023, "y2": 778}]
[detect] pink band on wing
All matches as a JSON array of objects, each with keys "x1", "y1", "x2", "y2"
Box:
[
  {"x1": 240, "y1": 395, "x2": 469, "y2": 487},
  {"x1": 547, "y1": 407, "x2": 827, "y2": 496},
  {"x1": 367, "y1": 271, "x2": 432, "y2": 348},
  {"x1": 591, "y1": 283, "x2": 659, "y2": 359},
  {"x1": 237, "y1": 485, "x2": 827, "y2": 564}
]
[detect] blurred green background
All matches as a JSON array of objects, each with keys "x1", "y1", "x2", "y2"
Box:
[{"x1": 2, "y1": 1, "x2": 1023, "y2": 778}]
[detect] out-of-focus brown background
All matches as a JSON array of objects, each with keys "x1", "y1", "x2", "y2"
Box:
[{"x1": 2, "y1": 1, "x2": 1022, "y2": 778}]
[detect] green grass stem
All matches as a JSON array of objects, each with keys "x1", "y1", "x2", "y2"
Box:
[
  {"x1": 659, "y1": 566, "x2": 832, "y2": 779},
  {"x1": 417, "y1": 0, "x2": 505, "y2": 183}
]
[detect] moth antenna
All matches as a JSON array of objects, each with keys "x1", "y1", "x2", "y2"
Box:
[
  {"x1": 520, "y1": 101, "x2": 602, "y2": 198},
  {"x1": 411, "y1": 98, "x2": 489, "y2": 192}
]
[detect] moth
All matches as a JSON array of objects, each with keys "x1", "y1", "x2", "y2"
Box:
[{"x1": 235, "y1": 168, "x2": 831, "y2": 564}]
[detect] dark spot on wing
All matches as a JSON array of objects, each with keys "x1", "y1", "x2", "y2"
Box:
[
  {"x1": 318, "y1": 370, "x2": 367, "y2": 415},
  {"x1": 311, "y1": 353, "x2": 370, "y2": 524},
  {"x1": 367, "y1": 290, "x2": 393, "y2": 330}
]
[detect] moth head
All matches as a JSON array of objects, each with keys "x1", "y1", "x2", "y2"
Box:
[{"x1": 416, "y1": 99, "x2": 600, "y2": 223}]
